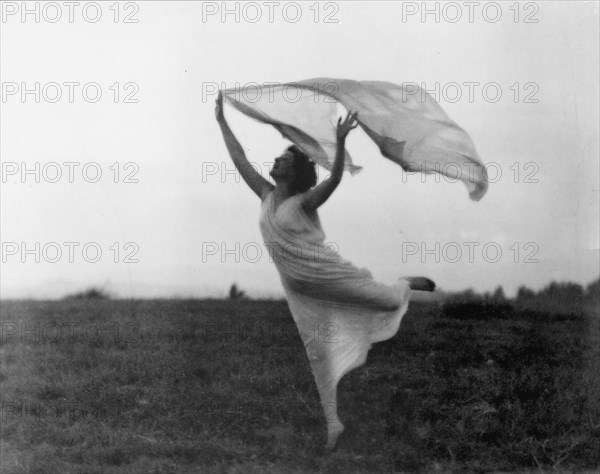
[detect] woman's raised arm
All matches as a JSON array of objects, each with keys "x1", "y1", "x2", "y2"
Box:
[
  {"x1": 302, "y1": 111, "x2": 358, "y2": 210},
  {"x1": 215, "y1": 92, "x2": 274, "y2": 200}
]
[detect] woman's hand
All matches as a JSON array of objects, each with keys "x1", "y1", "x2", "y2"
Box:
[
  {"x1": 215, "y1": 91, "x2": 225, "y2": 122},
  {"x1": 302, "y1": 111, "x2": 357, "y2": 211},
  {"x1": 336, "y1": 111, "x2": 359, "y2": 141}
]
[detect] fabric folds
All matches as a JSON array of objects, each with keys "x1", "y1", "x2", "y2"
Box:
[
  {"x1": 259, "y1": 190, "x2": 411, "y2": 447},
  {"x1": 223, "y1": 78, "x2": 488, "y2": 201}
]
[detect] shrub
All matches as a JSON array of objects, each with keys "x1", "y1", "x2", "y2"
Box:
[{"x1": 63, "y1": 287, "x2": 111, "y2": 300}]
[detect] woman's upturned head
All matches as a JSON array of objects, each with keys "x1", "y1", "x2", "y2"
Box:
[{"x1": 270, "y1": 145, "x2": 317, "y2": 192}]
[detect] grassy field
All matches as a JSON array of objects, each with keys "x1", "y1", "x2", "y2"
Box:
[{"x1": 0, "y1": 298, "x2": 598, "y2": 473}]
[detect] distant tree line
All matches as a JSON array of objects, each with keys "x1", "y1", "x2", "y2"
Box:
[
  {"x1": 60, "y1": 278, "x2": 600, "y2": 305},
  {"x1": 443, "y1": 277, "x2": 599, "y2": 318},
  {"x1": 447, "y1": 278, "x2": 599, "y2": 304},
  {"x1": 516, "y1": 279, "x2": 599, "y2": 305}
]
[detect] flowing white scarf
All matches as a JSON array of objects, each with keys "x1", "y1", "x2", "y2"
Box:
[{"x1": 222, "y1": 77, "x2": 488, "y2": 200}]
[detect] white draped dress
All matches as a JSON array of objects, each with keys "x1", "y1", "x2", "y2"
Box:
[{"x1": 259, "y1": 189, "x2": 411, "y2": 447}]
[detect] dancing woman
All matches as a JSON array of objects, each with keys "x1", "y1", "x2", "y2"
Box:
[{"x1": 215, "y1": 91, "x2": 435, "y2": 449}]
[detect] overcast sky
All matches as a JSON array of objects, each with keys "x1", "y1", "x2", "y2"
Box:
[{"x1": 1, "y1": 1, "x2": 598, "y2": 299}]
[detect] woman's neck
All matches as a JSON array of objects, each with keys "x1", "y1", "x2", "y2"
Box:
[{"x1": 273, "y1": 182, "x2": 297, "y2": 201}]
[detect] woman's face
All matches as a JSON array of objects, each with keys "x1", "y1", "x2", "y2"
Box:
[{"x1": 270, "y1": 150, "x2": 297, "y2": 182}]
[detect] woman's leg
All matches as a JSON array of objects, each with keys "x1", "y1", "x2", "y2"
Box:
[{"x1": 317, "y1": 381, "x2": 345, "y2": 450}]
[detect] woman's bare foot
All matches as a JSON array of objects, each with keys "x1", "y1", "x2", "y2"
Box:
[{"x1": 404, "y1": 277, "x2": 436, "y2": 292}]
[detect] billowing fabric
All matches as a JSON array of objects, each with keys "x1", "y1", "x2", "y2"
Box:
[
  {"x1": 223, "y1": 78, "x2": 488, "y2": 201},
  {"x1": 259, "y1": 189, "x2": 411, "y2": 446}
]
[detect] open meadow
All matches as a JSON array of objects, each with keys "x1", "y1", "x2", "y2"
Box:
[{"x1": 0, "y1": 297, "x2": 598, "y2": 473}]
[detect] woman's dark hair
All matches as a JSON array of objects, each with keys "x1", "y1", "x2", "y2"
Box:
[{"x1": 287, "y1": 145, "x2": 317, "y2": 192}]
